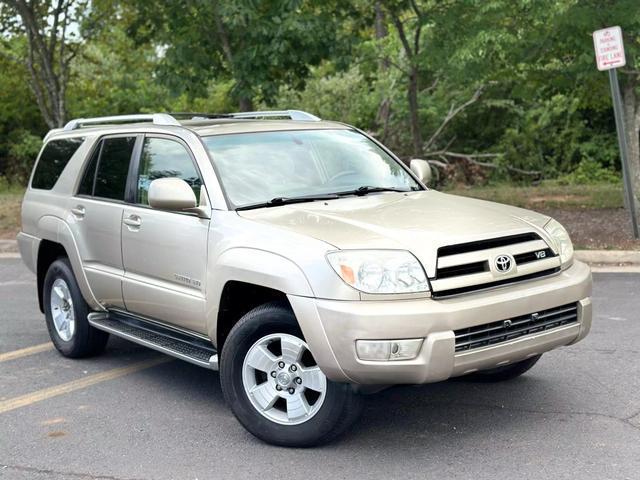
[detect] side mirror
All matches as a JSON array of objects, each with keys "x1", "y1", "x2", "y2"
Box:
[
  {"x1": 148, "y1": 178, "x2": 197, "y2": 211},
  {"x1": 410, "y1": 159, "x2": 432, "y2": 185}
]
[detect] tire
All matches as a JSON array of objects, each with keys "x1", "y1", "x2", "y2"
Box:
[
  {"x1": 43, "y1": 257, "x2": 109, "y2": 358},
  {"x1": 463, "y1": 354, "x2": 542, "y2": 382},
  {"x1": 220, "y1": 301, "x2": 362, "y2": 447}
]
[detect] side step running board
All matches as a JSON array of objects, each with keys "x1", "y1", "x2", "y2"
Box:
[{"x1": 88, "y1": 311, "x2": 219, "y2": 370}]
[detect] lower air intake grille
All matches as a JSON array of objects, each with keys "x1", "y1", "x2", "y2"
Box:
[{"x1": 454, "y1": 303, "x2": 578, "y2": 352}]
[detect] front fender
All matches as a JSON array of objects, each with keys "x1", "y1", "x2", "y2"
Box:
[{"x1": 206, "y1": 247, "x2": 315, "y2": 341}]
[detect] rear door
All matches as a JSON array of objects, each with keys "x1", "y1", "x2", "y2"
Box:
[
  {"x1": 67, "y1": 135, "x2": 139, "y2": 308},
  {"x1": 121, "y1": 134, "x2": 210, "y2": 334}
]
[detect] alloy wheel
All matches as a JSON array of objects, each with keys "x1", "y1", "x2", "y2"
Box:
[
  {"x1": 242, "y1": 333, "x2": 327, "y2": 425},
  {"x1": 50, "y1": 278, "x2": 76, "y2": 342}
]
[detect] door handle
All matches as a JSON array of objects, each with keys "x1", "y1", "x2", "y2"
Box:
[
  {"x1": 123, "y1": 215, "x2": 142, "y2": 229},
  {"x1": 71, "y1": 205, "x2": 85, "y2": 218}
]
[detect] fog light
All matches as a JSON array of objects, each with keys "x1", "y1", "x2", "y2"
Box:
[{"x1": 356, "y1": 339, "x2": 423, "y2": 361}]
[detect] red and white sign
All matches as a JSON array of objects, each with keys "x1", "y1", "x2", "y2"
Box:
[{"x1": 593, "y1": 26, "x2": 626, "y2": 71}]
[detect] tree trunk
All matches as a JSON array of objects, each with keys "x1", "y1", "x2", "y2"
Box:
[
  {"x1": 374, "y1": 2, "x2": 389, "y2": 70},
  {"x1": 622, "y1": 77, "x2": 640, "y2": 206},
  {"x1": 408, "y1": 68, "x2": 422, "y2": 157},
  {"x1": 8, "y1": 0, "x2": 70, "y2": 128},
  {"x1": 212, "y1": 6, "x2": 252, "y2": 112},
  {"x1": 239, "y1": 96, "x2": 254, "y2": 112},
  {"x1": 374, "y1": 1, "x2": 391, "y2": 139}
]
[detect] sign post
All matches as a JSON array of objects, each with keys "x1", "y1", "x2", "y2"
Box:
[{"x1": 593, "y1": 26, "x2": 639, "y2": 238}]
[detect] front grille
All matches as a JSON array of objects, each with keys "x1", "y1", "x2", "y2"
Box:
[
  {"x1": 454, "y1": 303, "x2": 578, "y2": 352},
  {"x1": 431, "y1": 232, "x2": 561, "y2": 298},
  {"x1": 437, "y1": 261, "x2": 487, "y2": 279},
  {"x1": 438, "y1": 233, "x2": 541, "y2": 257},
  {"x1": 433, "y1": 267, "x2": 560, "y2": 298}
]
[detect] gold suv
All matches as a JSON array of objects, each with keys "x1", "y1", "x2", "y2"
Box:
[{"x1": 18, "y1": 111, "x2": 592, "y2": 447}]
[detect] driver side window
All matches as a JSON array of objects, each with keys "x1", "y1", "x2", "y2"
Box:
[{"x1": 137, "y1": 137, "x2": 202, "y2": 206}]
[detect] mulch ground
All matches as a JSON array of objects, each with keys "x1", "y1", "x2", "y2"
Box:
[{"x1": 542, "y1": 208, "x2": 640, "y2": 250}]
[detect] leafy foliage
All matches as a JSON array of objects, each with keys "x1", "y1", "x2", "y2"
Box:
[
  {"x1": 4, "y1": 129, "x2": 42, "y2": 183},
  {"x1": 0, "y1": 0, "x2": 635, "y2": 189}
]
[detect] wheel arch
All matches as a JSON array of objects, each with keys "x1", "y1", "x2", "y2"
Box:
[
  {"x1": 208, "y1": 247, "x2": 315, "y2": 350},
  {"x1": 35, "y1": 215, "x2": 101, "y2": 312},
  {"x1": 215, "y1": 281, "x2": 291, "y2": 352}
]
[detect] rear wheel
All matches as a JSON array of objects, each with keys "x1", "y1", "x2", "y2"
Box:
[
  {"x1": 464, "y1": 354, "x2": 542, "y2": 382},
  {"x1": 220, "y1": 302, "x2": 362, "y2": 447},
  {"x1": 43, "y1": 258, "x2": 109, "y2": 358}
]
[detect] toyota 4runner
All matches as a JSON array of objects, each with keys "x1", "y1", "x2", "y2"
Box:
[{"x1": 18, "y1": 110, "x2": 592, "y2": 447}]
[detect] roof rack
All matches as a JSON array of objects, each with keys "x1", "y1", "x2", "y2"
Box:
[
  {"x1": 63, "y1": 114, "x2": 181, "y2": 131},
  {"x1": 62, "y1": 109, "x2": 321, "y2": 132},
  {"x1": 168, "y1": 112, "x2": 232, "y2": 120},
  {"x1": 169, "y1": 110, "x2": 320, "y2": 121},
  {"x1": 227, "y1": 110, "x2": 320, "y2": 121}
]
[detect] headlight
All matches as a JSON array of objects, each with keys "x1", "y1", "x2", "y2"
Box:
[
  {"x1": 544, "y1": 218, "x2": 574, "y2": 265},
  {"x1": 326, "y1": 250, "x2": 430, "y2": 294}
]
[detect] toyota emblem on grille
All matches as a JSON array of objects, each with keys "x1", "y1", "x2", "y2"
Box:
[{"x1": 494, "y1": 254, "x2": 513, "y2": 273}]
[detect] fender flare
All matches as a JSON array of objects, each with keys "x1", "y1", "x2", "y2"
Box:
[
  {"x1": 206, "y1": 247, "x2": 315, "y2": 341},
  {"x1": 36, "y1": 215, "x2": 102, "y2": 311}
]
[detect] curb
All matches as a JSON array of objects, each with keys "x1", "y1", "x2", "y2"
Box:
[
  {"x1": 0, "y1": 240, "x2": 18, "y2": 254},
  {"x1": 0, "y1": 239, "x2": 639, "y2": 265},
  {"x1": 574, "y1": 250, "x2": 640, "y2": 265}
]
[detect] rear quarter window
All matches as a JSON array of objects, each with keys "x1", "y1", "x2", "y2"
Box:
[{"x1": 31, "y1": 137, "x2": 85, "y2": 190}]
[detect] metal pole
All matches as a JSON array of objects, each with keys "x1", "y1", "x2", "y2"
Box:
[{"x1": 608, "y1": 68, "x2": 639, "y2": 238}]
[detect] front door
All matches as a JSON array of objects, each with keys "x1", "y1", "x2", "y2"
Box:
[
  {"x1": 68, "y1": 135, "x2": 138, "y2": 308},
  {"x1": 121, "y1": 135, "x2": 210, "y2": 334}
]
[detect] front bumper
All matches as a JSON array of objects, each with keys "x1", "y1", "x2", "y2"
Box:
[{"x1": 290, "y1": 260, "x2": 592, "y2": 384}]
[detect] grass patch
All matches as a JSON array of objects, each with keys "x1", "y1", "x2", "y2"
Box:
[
  {"x1": 443, "y1": 182, "x2": 624, "y2": 210},
  {"x1": 0, "y1": 185, "x2": 24, "y2": 239}
]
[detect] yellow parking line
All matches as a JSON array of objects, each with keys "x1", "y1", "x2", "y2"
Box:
[
  {"x1": 0, "y1": 356, "x2": 171, "y2": 414},
  {"x1": 0, "y1": 342, "x2": 54, "y2": 362}
]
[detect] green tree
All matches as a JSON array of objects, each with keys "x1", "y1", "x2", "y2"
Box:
[
  {"x1": 0, "y1": 0, "x2": 93, "y2": 127},
  {"x1": 125, "y1": 0, "x2": 358, "y2": 111}
]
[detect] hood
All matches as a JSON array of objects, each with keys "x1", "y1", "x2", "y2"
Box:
[{"x1": 238, "y1": 190, "x2": 551, "y2": 277}]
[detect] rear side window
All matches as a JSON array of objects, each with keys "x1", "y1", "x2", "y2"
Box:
[
  {"x1": 31, "y1": 137, "x2": 85, "y2": 190},
  {"x1": 77, "y1": 142, "x2": 101, "y2": 196},
  {"x1": 92, "y1": 137, "x2": 136, "y2": 200}
]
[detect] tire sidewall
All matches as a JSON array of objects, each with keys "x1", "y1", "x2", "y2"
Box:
[
  {"x1": 220, "y1": 304, "x2": 356, "y2": 447},
  {"x1": 43, "y1": 258, "x2": 90, "y2": 356}
]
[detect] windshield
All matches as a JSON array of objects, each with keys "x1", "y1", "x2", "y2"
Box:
[{"x1": 202, "y1": 129, "x2": 421, "y2": 209}]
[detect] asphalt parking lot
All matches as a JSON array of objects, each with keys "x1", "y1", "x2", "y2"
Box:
[{"x1": 1, "y1": 257, "x2": 639, "y2": 480}]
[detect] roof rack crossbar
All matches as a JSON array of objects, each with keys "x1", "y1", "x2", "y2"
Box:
[
  {"x1": 228, "y1": 110, "x2": 320, "y2": 121},
  {"x1": 62, "y1": 109, "x2": 320, "y2": 132},
  {"x1": 63, "y1": 113, "x2": 181, "y2": 131},
  {"x1": 168, "y1": 112, "x2": 232, "y2": 119}
]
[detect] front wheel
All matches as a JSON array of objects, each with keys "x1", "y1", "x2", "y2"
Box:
[{"x1": 220, "y1": 302, "x2": 362, "y2": 447}]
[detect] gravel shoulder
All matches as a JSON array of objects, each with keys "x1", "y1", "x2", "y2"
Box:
[{"x1": 542, "y1": 208, "x2": 640, "y2": 250}]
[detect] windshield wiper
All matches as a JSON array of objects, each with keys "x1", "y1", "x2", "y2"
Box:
[
  {"x1": 236, "y1": 193, "x2": 340, "y2": 211},
  {"x1": 335, "y1": 186, "x2": 414, "y2": 197}
]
